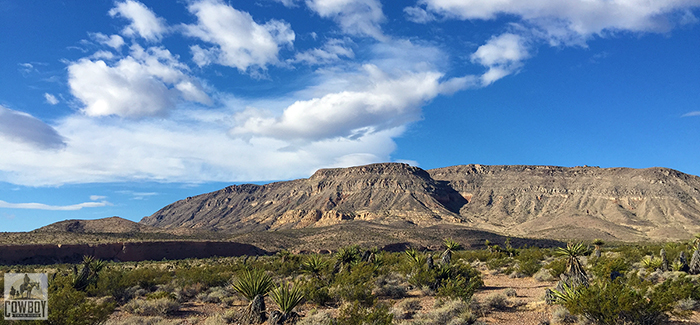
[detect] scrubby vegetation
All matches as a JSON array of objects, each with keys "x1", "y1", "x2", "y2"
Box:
[{"x1": 1, "y1": 237, "x2": 699, "y2": 324}]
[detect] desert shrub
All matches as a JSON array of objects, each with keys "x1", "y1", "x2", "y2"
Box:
[
  {"x1": 533, "y1": 267, "x2": 556, "y2": 282},
  {"x1": 675, "y1": 298, "x2": 698, "y2": 312},
  {"x1": 174, "y1": 265, "x2": 230, "y2": 288},
  {"x1": 590, "y1": 256, "x2": 629, "y2": 281},
  {"x1": 486, "y1": 256, "x2": 512, "y2": 270},
  {"x1": 297, "y1": 310, "x2": 337, "y2": 325},
  {"x1": 455, "y1": 249, "x2": 494, "y2": 263},
  {"x1": 103, "y1": 315, "x2": 170, "y2": 325},
  {"x1": 90, "y1": 266, "x2": 172, "y2": 302},
  {"x1": 410, "y1": 299, "x2": 477, "y2": 325},
  {"x1": 545, "y1": 258, "x2": 568, "y2": 279},
  {"x1": 551, "y1": 305, "x2": 577, "y2": 324},
  {"x1": 123, "y1": 298, "x2": 180, "y2": 316},
  {"x1": 30, "y1": 274, "x2": 116, "y2": 325},
  {"x1": 337, "y1": 301, "x2": 393, "y2": 325},
  {"x1": 299, "y1": 277, "x2": 333, "y2": 306},
  {"x1": 405, "y1": 260, "x2": 482, "y2": 301},
  {"x1": 391, "y1": 298, "x2": 421, "y2": 320},
  {"x1": 504, "y1": 288, "x2": 517, "y2": 297},
  {"x1": 197, "y1": 286, "x2": 229, "y2": 303},
  {"x1": 483, "y1": 293, "x2": 508, "y2": 311},
  {"x1": 375, "y1": 283, "x2": 407, "y2": 299},
  {"x1": 330, "y1": 262, "x2": 377, "y2": 306},
  {"x1": 146, "y1": 291, "x2": 177, "y2": 301},
  {"x1": 175, "y1": 282, "x2": 207, "y2": 302},
  {"x1": 557, "y1": 278, "x2": 671, "y2": 325}
]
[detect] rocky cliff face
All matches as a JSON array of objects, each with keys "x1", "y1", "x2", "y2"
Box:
[{"x1": 140, "y1": 163, "x2": 700, "y2": 241}]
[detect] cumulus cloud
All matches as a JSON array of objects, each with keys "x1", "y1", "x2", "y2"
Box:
[
  {"x1": 182, "y1": 0, "x2": 295, "y2": 73},
  {"x1": 0, "y1": 105, "x2": 65, "y2": 150},
  {"x1": 44, "y1": 93, "x2": 59, "y2": 105},
  {"x1": 91, "y1": 33, "x2": 125, "y2": 49},
  {"x1": 290, "y1": 38, "x2": 354, "y2": 65},
  {"x1": 306, "y1": 0, "x2": 386, "y2": 40},
  {"x1": 471, "y1": 33, "x2": 530, "y2": 86},
  {"x1": 0, "y1": 199, "x2": 110, "y2": 211},
  {"x1": 419, "y1": 0, "x2": 700, "y2": 45},
  {"x1": 67, "y1": 44, "x2": 210, "y2": 118},
  {"x1": 109, "y1": 0, "x2": 167, "y2": 42}
]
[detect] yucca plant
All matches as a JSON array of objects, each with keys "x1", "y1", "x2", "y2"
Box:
[
  {"x1": 405, "y1": 248, "x2": 426, "y2": 268},
  {"x1": 442, "y1": 238, "x2": 461, "y2": 265},
  {"x1": 555, "y1": 242, "x2": 589, "y2": 287},
  {"x1": 269, "y1": 282, "x2": 304, "y2": 324},
  {"x1": 230, "y1": 268, "x2": 274, "y2": 324},
  {"x1": 549, "y1": 282, "x2": 580, "y2": 305},
  {"x1": 302, "y1": 254, "x2": 327, "y2": 278},
  {"x1": 334, "y1": 245, "x2": 360, "y2": 273},
  {"x1": 72, "y1": 255, "x2": 106, "y2": 292},
  {"x1": 641, "y1": 255, "x2": 663, "y2": 271}
]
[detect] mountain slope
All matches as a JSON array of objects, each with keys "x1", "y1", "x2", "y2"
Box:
[{"x1": 140, "y1": 163, "x2": 700, "y2": 241}]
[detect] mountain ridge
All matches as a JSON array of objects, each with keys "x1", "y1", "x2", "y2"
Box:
[{"x1": 140, "y1": 163, "x2": 700, "y2": 241}]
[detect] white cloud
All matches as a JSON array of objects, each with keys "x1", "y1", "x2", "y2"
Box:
[
  {"x1": 90, "y1": 195, "x2": 107, "y2": 201},
  {"x1": 0, "y1": 105, "x2": 65, "y2": 150},
  {"x1": 305, "y1": 0, "x2": 386, "y2": 40},
  {"x1": 231, "y1": 63, "x2": 462, "y2": 140},
  {"x1": 67, "y1": 44, "x2": 210, "y2": 118},
  {"x1": 183, "y1": 0, "x2": 295, "y2": 73},
  {"x1": 91, "y1": 33, "x2": 125, "y2": 49},
  {"x1": 290, "y1": 38, "x2": 354, "y2": 65},
  {"x1": 471, "y1": 33, "x2": 530, "y2": 86},
  {"x1": 44, "y1": 93, "x2": 59, "y2": 105},
  {"x1": 0, "y1": 199, "x2": 110, "y2": 211},
  {"x1": 109, "y1": 0, "x2": 167, "y2": 42},
  {"x1": 404, "y1": 6, "x2": 435, "y2": 23},
  {"x1": 420, "y1": 0, "x2": 700, "y2": 45},
  {"x1": 682, "y1": 111, "x2": 700, "y2": 117},
  {"x1": 274, "y1": 0, "x2": 299, "y2": 7}
]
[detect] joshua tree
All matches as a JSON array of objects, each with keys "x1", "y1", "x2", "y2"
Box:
[
  {"x1": 555, "y1": 242, "x2": 589, "y2": 287},
  {"x1": 72, "y1": 255, "x2": 106, "y2": 292},
  {"x1": 231, "y1": 268, "x2": 274, "y2": 324},
  {"x1": 442, "y1": 238, "x2": 461, "y2": 265}
]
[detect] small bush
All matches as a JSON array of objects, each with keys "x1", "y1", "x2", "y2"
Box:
[
  {"x1": 410, "y1": 299, "x2": 476, "y2": 325},
  {"x1": 123, "y1": 298, "x2": 180, "y2": 316},
  {"x1": 483, "y1": 293, "x2": 508, "y2": 311},
  {"x1": 337, "y1": 301, "x2": 393, "y2": 325},
  {"x1": 297, "y1": 310, "x2": 337, "y2": 325},
  {"x1": 533, "y1": 268, "x2": 556, "y2": 282},
  {"x1": 551, "y1": 306, "x2": 577, "y2": 324}
]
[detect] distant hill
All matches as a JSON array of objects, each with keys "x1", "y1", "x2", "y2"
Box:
[
  {"x1": 34, "y1": 216, "x2": 158, "y2": 234},
  {"x1": 139, "y1": 163, "x2": 700, "y2": 242}
]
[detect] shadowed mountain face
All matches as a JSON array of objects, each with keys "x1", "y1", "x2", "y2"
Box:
[{"x1": 140, "y1": 163, "x2": 700, "y2": 242}]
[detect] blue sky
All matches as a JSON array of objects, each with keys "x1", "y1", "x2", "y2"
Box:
[{"x1": 1, "y1": 0, "x2": 699, "y2": 232}]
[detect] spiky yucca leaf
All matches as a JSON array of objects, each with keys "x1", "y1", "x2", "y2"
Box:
[
  {"x1": 550, "y1": 282, "x2": 580, "y2": 305},
  {"x1": 302, "y1": 254, "x2": 327, "y2": 276},
  {"x1": 270, "y1": 283, "x2": 304, "y2": 315},
  {"x1": 556, "y1": 242, "x2": 588, "y2": 284},
  {"x1": 641, "y1": 256, "x2": 663, "y2": 270},
  {"x1": 231, "y1": 269, "x2": 273, "y2": 301},
  {"x1": 444, "y1": 238, "x2": 462, "y2": 251}
]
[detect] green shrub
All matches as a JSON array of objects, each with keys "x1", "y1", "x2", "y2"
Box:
[
  {"x1": 230, "y1": 268, "x2": 273, "y2": 301},
  {"x1": 146, "y1": 291, "x2": 176, "y2": 301},
  {"x1": 337, "y1": 301, "x2": 393, "y2": 325},
  {"x1": 330, "y1": 262, "x2": 377, "y2": 306},
  {"x1": 299, "y1": 277, "x2": 332, "y2": 306},
  {"x1": 545, "y1": 258, "x2": 567, "y2": 279},
  {"x1": 558, "y1": 278, "x2": 671, "y2": 325},
  {"x1": 590, "y1": 256, "x2": 629, "y2": 281}
]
